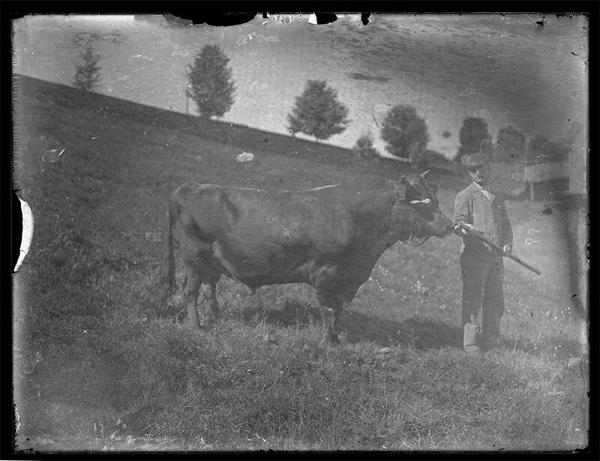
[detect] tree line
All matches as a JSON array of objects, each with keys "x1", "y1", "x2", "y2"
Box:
[{"x1": 72, "y1": 43, "x2": 571, "y2": 166}]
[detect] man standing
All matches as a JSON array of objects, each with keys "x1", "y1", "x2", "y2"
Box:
[{"x1": 453, "y1": 153, "x2": 513, "y2": 353}]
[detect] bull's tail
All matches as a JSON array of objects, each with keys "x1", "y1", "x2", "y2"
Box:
[{"x1": 163, "y1": 200, "x2": 176, "y2": 305}]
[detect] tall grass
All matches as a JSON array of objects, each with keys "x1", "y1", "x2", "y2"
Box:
[{"x1": 16, "y1": 315, "x2": 587, "y2": 451}]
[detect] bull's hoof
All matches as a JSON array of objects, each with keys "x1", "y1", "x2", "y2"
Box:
[
  {"x1": 210, "y1": 304, "x2": 221, "y2": 320},
  {"x1": 197, "y1": 318, "x2": 211, "y2": 329},
  {"x1": 188, "y1": 317, "x2": 206, "y2": 330},
  {"x1": 320, "y1": 330, "x2": 339, "y2": 345},
  {"x1": 188, "y1": 322, "x2": 202, "y2": 331},
  {"x1": 328, "y1": 331, "x2": 340, "y2": 344}
]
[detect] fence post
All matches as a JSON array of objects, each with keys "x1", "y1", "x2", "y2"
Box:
[{"x1": 529, "y1": 181, "x2": 535, "y2": 201}]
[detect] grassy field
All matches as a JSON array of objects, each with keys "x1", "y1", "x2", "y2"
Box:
[{"x1": 12, "y1": 76, "x2": 588, "y2": 452}]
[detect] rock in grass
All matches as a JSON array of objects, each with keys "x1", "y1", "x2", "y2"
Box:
[{"x1": 236, "y1": 152, "x2": 254, "y2": 162}]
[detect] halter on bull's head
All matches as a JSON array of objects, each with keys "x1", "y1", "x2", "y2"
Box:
[
  {"x1": 393, "y1": 170, "x2": 454, "y2": 244},
  {"x1": 394, "y1": 170, "x2": 440, "y2": 217},
  {"x1": 401, "y1": 170, "x2": 439, "y2": 217}
]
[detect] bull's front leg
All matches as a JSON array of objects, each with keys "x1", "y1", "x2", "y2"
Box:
[
  {"x1": 183, "y1": 268, "x2": 202, "y2": 329},
  {"x1": 310, "y1": 264, "x2": 349, "y2": 344},
  {"x1": 199, "y1": 282, "x2": 220, "y2": 324}
]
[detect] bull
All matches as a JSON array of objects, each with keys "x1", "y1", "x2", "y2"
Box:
[{"x1": 164, "y1": 171, "x2": 454, "y2": 342}]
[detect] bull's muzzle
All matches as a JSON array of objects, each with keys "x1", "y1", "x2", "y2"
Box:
[{"x1": 433, "y1": 211, "x2": 455, "y2": 237}]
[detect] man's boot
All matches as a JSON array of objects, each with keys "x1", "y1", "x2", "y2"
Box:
[{"x1": 463, "y1": 314, "x2": 481, "y2": 355}]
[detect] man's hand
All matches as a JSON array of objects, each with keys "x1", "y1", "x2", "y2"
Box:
[
  {"x1": 502, "y1": 244, "x2": 512, "y2": 256},
  {"x1": 453, "y1": 222, "x2": 472, "y2": 237}
]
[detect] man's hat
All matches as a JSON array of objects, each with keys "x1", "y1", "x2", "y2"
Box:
[{"x1": 461, "y1": 152, "x2": 490, "y2": 170}]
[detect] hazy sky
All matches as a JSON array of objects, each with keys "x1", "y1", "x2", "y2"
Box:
[{"x1": 13, "y1": 13, "x2": 588, "y2": 160}]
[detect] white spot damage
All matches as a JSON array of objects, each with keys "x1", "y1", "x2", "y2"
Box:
[
  {"x1": 297, "y1": 184, "x2": 341, "y2": 192},
  {"x1": 236, "y1": 152, "x2": 254, "y2": 162},
  {"x1": 14, "y1": 198, "x2": 34, "y2": 272}
]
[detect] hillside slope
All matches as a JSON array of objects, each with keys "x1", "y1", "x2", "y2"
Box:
[
  {"x1": 13, "y1": 14, "x2": 587, "y2": 157},
  {"x1": 13, "y1": 74, "x2": 575, "y2": 300}
]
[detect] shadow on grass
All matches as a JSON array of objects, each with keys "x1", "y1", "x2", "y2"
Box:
[
  {"x1": 242, "y1": 301, "x2": 463, "y2": 350},
  {"x1": 241, "y1": 302, "x2": 583, "y2": 358}
]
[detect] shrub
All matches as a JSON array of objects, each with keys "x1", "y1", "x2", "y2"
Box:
[
  {"x1": 527, "y1": 135, "x2": 549, "y2": 163},
  {"x1": 496, "y1": 125, "x2": 526, "y2": 162},
  {"x1": 545, "y1": 141, "x2": 569, "y2": 163},
  {"x1": 187, "y1": 44, "x2": 235, "y2": 119},
  {"x1": 527, "y1": 135, "x2": 569, "y2": 164},
  {"x1": 73, "y1": 46, "x2": 102, "y2": 92},
  {"x1": 457, "y1": 117, "x2": 492, "y2": 162},
  {"x1": 421, "y1": 150, "x2": 452, "y2": 169},
  {"x1": 380, "y1": 105, "x2": 429, "y2": 163},
  {"x1": 287, "y1": 80, "x2": 349, "y2": 141},
  {"x1": 353, "y1": 133, "x2": 379, "y2": 161}
]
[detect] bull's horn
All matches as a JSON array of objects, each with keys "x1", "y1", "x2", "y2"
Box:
[{"x1": 420, "y1": 169, "x2": 430, "y2": 178}]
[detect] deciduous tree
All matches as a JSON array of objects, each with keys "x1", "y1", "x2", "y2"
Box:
[
  {"x1": 380, "y1": 105, "x2": 429, "y2": 163},
  {"x1": 457, "y1": 117, "x2": 492, "y2": 162},
  {"x1": 496, "y1": 125, "x2": 526, "y2": 162}
]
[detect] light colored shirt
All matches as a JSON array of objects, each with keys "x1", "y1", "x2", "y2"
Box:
[
  {"x1": 471, "y1": 181, "x2": 493, "y2": 202},
  {"x1": 453, "y1": 182, "x2": 512, "y2": 253}
]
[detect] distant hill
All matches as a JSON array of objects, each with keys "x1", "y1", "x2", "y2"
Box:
[
  {"x1": 13, "y1": 14, "x2": 587, "y2": 159},
  {"x1": 14, "y1": 75, "x2": 465, "y2": 191}
]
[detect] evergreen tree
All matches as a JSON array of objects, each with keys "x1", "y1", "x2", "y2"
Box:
[
  {"x1": 287, "y1": 80, "x2": 349, "y2": 141},
  {"x1": 73, "y1": 46, "x2": 102, "y2": 92},
  {"x1": 187, "y1": 44, "x2": 235, "y2": 119},
  {"x1": 457, "y1": 117, "x2": 492, "y2": 161},
  {"x1": 380, "y1": 105, "x2": 429, "y2": 162}
]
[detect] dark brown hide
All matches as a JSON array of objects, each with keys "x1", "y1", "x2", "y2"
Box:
[{"x1": 164, "y1": 174, "x2": 453, "y2": 341}]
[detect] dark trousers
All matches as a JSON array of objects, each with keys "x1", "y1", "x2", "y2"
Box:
[{"x1": 460, "y1": 249, "x2": 504, "y2": 342}]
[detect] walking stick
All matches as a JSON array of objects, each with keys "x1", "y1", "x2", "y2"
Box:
[{"x1": 453, "y1": 223, "x2": 542, "y2": 276}]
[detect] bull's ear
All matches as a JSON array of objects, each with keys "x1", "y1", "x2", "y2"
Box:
[
  {"x1": 400, "y1": 175, "x2": 407, "y2": 185},
  {"x1": 420, "y1": 169, "x2": 430, "y2": 179}
]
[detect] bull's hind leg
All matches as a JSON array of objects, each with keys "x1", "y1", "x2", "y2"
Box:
[
  {"x1": 198, "y1": 281, "x2": 220, "y2": 324},
  {"x1": 183, "y1": 267, "x2": 202, "y2": 329},
  {"x1": 316, "y1": 293, "x2": 343, "y2": 344},
  {"x1": 320, "y1": 306, "x2": 339, "y2": 344}
]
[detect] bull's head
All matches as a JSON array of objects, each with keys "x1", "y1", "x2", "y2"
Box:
[{"x1": 395, "y1": 170, "x2": 454, "y2": 238}]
